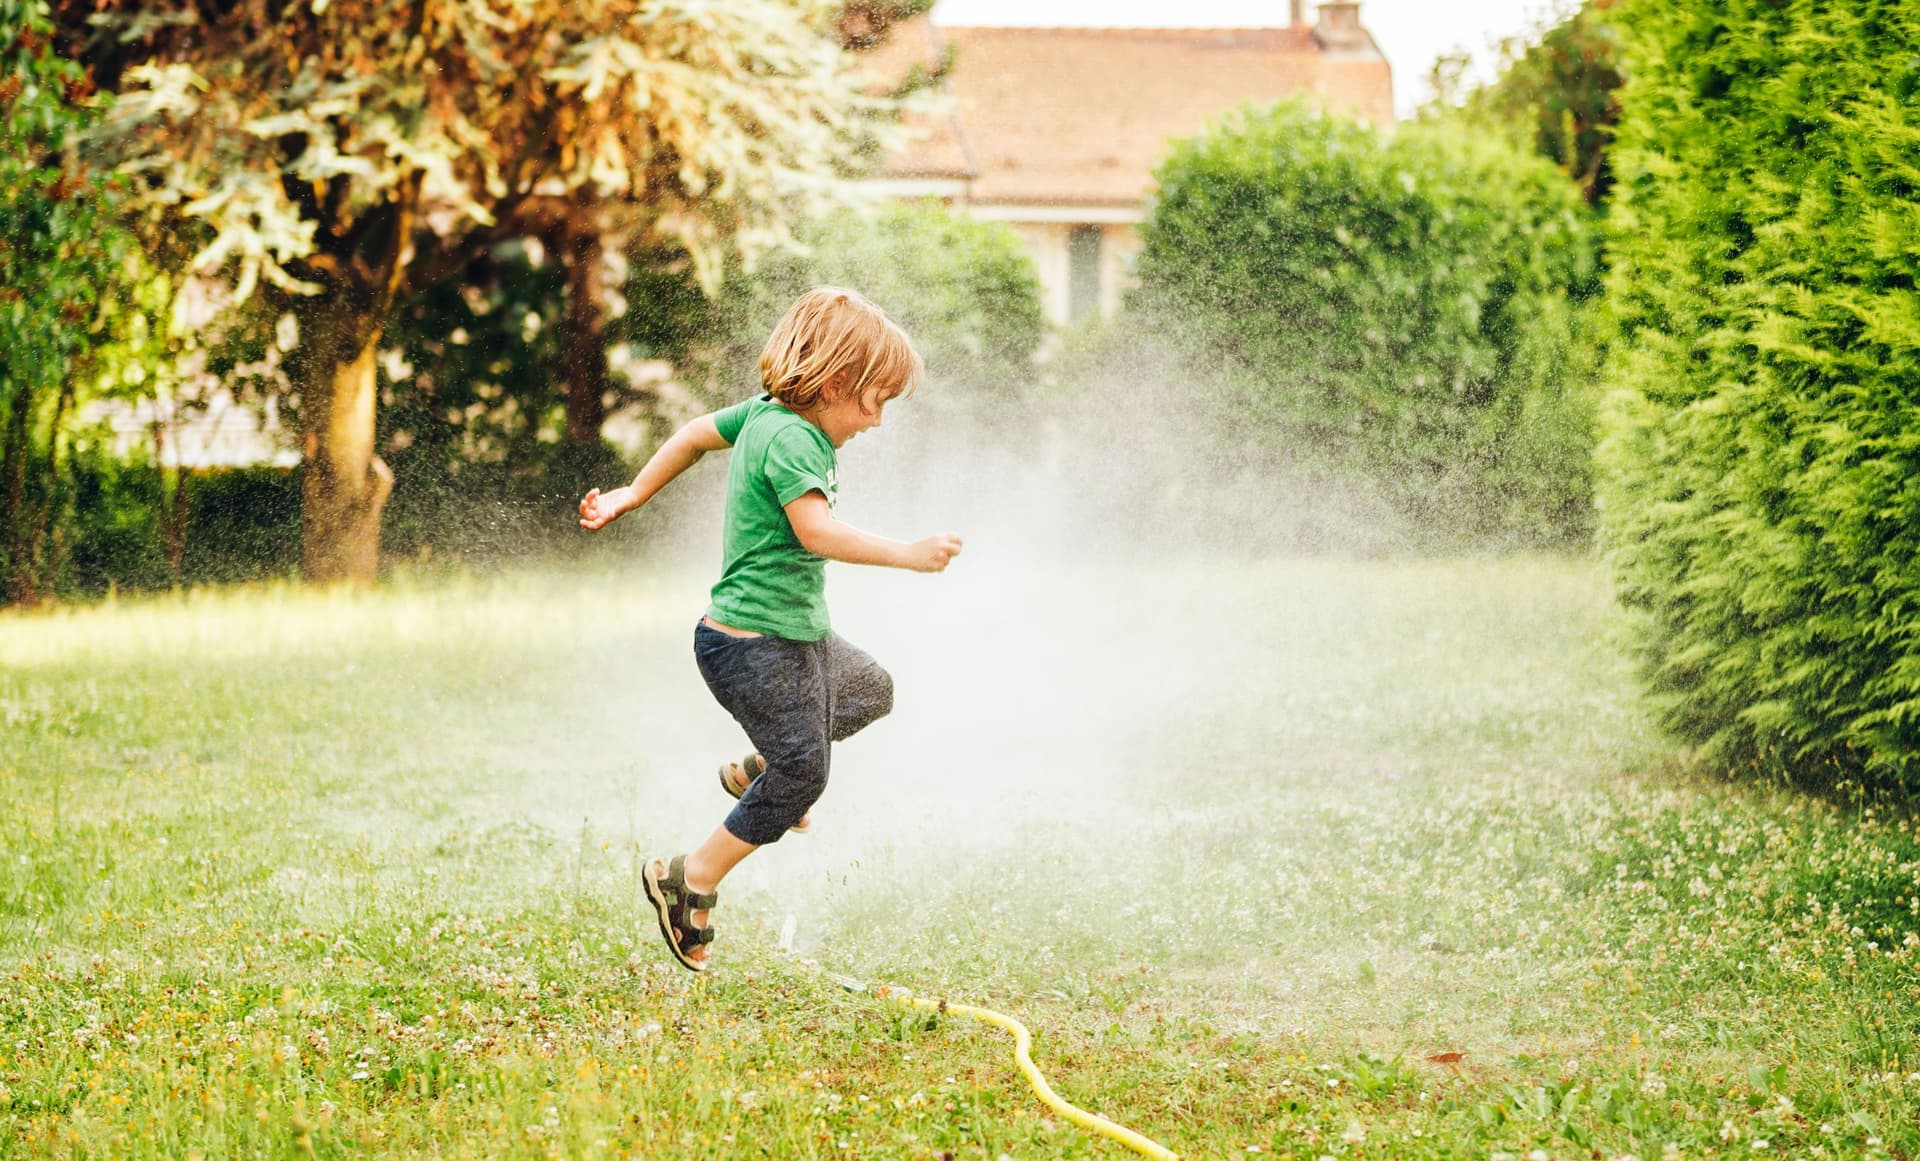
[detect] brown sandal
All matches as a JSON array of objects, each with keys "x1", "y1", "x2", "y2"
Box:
[
  {"x1": 716, "y1": 752, "x2": 767, "y2": 798},
  {"x1": 643, "y1": 855, "x2": 715, "y2": 972},
  {"x1": 717, "y1": 753, "x2": 810, "y2": 834}
]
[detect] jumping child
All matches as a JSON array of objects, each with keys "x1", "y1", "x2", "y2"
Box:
[{"x1": 577, "y1": 287, "x2": 963, "y2": 971}]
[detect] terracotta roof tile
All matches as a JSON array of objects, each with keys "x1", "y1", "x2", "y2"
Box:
[
  {"x1": 859, "y1": 18, "x2": 974, "y2": 179},
  {"x1": 871, "y1": 20, "x2": 1393, "y2": 207}
]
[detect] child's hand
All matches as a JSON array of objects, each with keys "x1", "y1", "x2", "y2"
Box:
[
  {"x1": 578, "y1": 486, "x2": 631, "y2": 531},
  {"x1": 904, "y1": 533, "x2": 963, "y2": 573}
]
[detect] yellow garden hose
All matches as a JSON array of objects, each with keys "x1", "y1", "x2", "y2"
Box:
[
  {"x1": 778, "y1": 917, "x2": 1179, "y2": 1160},
  {"x1": 865, "y1": 983, "x2": 1181, "y2": 1161}
]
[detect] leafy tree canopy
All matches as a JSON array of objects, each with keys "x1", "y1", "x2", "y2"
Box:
[
  {"x1": 53, "y1": 0, "x2": 913, "y2": 582},
  {"x1": 67, "y1": 0, "x2": 896, "y2": 302},
  {"x1": 1434, "y1": 0, "x2": 1624, "y2": 208},
  {"x1": 2, "y1": 0, "x2": 134, "y2": 602}
]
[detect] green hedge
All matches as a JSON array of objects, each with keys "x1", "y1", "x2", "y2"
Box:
[
  {"x1": 51, "y1": 455, "x2": 590, "y2": 595},
  {"x1": 56, "y1": 457, "x2": 299, "y2": 593},
  {"x1": 1599, "y1": 0, "x2": 1920, "y2": 788},
  {"x1": 1132, "y1": 101, "x2": 1600, "y2": 548}
]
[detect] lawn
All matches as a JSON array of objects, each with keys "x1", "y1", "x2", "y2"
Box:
[{"x1": 1, "y1": 554, "x2": 1914, "y2": 1159}]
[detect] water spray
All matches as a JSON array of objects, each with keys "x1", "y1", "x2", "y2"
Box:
[{"x1": 778, "y1": 915, "x2": 1180, "y2": 1161}]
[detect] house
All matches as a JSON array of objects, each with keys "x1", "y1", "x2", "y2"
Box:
[{"x1": 866, "y1": 1, "x2": 1393, "y2": 324}]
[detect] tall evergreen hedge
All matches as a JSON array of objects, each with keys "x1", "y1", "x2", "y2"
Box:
[
  {"x1": 1135, "y1": 102, "x2": 1599, "y2": 546},
  {"x1": 1600, "y1": 0, "x2": 1920, "y2": 787}
]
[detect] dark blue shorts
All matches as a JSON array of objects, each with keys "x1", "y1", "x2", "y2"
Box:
[{"x1": 693, "y1": 622, "x2": 894, "y2": 845}]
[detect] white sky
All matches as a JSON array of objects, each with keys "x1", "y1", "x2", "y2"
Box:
[{"x1": 930, "y1": 0, "x2": 1579, "y2": 116}]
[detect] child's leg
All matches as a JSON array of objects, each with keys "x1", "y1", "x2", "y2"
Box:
[
  {"x1": 675, "y1": 824, "x2": 755, "y2": 963},
  {"x1": 644, "y1": 824, "x2": 753, "y2": 968},
  {"x1": 825, "y1": 635, "x2": 894, "y2": 742},
  {"x1": 693, "y1": 626, "x2": 834, "y2": 844},
  {"x1": 683, "y1": 825, "x2": 755, "y2": 894},
  {"x1": 652, "y1": 630, "x2": 831, "y2": 969}
]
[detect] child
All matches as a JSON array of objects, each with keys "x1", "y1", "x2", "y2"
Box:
[{"x1": 577, "y1": 287, "x2": 963, "y2": 971}]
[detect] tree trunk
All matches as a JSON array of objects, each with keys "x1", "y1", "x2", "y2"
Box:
[
  {"x1": 1, "y1": 383, "x2": 30, "y2": 605},
  {"x1": 289, "y1": 183, "x2": 416, "y2": 587},
  {"x1": 160, "y1": 467, "x2": 189, "y2": 583},
  {"x1": 34, "y1": 375, "x2": 75, "y2": 595},
  {"x1": 152, "y1": 416, "x2": 188, "y2": 583},
  {"x1": 296, "y1": 294, "x2": 394, "y2": 586},
  {"x1": 559, "y1": 222, "x2": 611, "y2": 447}
]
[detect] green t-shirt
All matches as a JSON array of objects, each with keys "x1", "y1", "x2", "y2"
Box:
[{"x1": 705, "y1": 395, "x2": 839, "y2": 640}]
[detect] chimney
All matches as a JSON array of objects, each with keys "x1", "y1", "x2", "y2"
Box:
[
  {"x1": 1315, "y1": 1, "x2": 1368, "y2": 48},
  {"x1": 1290, "y1": 0, "x2": 1306, "y2": 26}
]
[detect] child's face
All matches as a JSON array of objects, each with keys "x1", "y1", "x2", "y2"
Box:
[{"x1": 816, "y1": 380, "x2": 899, "y2": 448}]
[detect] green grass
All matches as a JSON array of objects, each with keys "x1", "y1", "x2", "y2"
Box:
[{"x1": 1, "y1": 556, "x2": 1915, "y2": 1159}]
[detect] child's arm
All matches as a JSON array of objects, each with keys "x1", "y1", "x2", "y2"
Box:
[
  {"x1": 578, "y1": 414, "x2": 730, "y2": 531},
  {"x1": 784, "y1": 492, "x2": 963, "y2": 573}
]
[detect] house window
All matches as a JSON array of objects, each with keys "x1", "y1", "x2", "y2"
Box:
[{"x1": 1067, "y1": 225, "x2": 1103, "y2": 322}]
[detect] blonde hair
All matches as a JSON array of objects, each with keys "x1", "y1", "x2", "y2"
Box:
[{"x1": 759, "y1": 287, "x2": 924, "y2": 410}]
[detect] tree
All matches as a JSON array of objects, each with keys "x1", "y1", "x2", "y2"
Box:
[
  {"x1": 1462, "y1": 0, "x2": 1624, "y2": 209},
  {"x1": 629, "y1": 200, "x2": 1043, "y2": 415},
  {"x1": 525, "y1": 0, "x2": 937, "y2": 468},
  {"x1": 59, "y1": 0, "x2": 902, "y2": 584},
  {"x1": 0, "y1": 0, "x2": 130, "y2": 604}
]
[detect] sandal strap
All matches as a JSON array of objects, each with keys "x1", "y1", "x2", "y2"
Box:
[
  {"x1": 681, "y1": 924, "x2": 715, "y2": 946},
  {"x1": 661, "y1": 855, "x2": 718, "y2": 914}
]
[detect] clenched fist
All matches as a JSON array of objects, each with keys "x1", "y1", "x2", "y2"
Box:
[{"x1": 905, "y1": 533, "x2": 964, "y2": 573}]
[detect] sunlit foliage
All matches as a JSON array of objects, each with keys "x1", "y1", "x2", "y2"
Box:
[
  {"x1": 626, "y1": 200, "x2": 1044, "y2": 416},
  {"x1": 54, "y1": 0, "x2": 904, "y2": 582},
  {"x1": 0, "y1": 0, "x2": 132, "y2": 603},
  {"x1": 1439, "y1": 0, "x2": 1624, "y2": 208},
  {"x1": 1599, "y1": 0, "x2": 1920, "y2": 789}
]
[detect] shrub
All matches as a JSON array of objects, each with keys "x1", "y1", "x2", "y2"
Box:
[
  {"x1": 1131, "y1": 101, "x2": 1600, "y2": 548},
  {"x1": 627, "y1": 200, "x2": 1045, "y2": 418},
  {"x1": 57, "y1": 452, "x2": 300, "y2": 594},
  {"x1": 179, "y1": 468, "x2": 300, "y2": 583},
  {"x1": 375, "y1": 244, "x2": 597, "y2": 564},
  {"x1": 1598, "y1": 0, "x2": 1920, "y2": 788}
]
